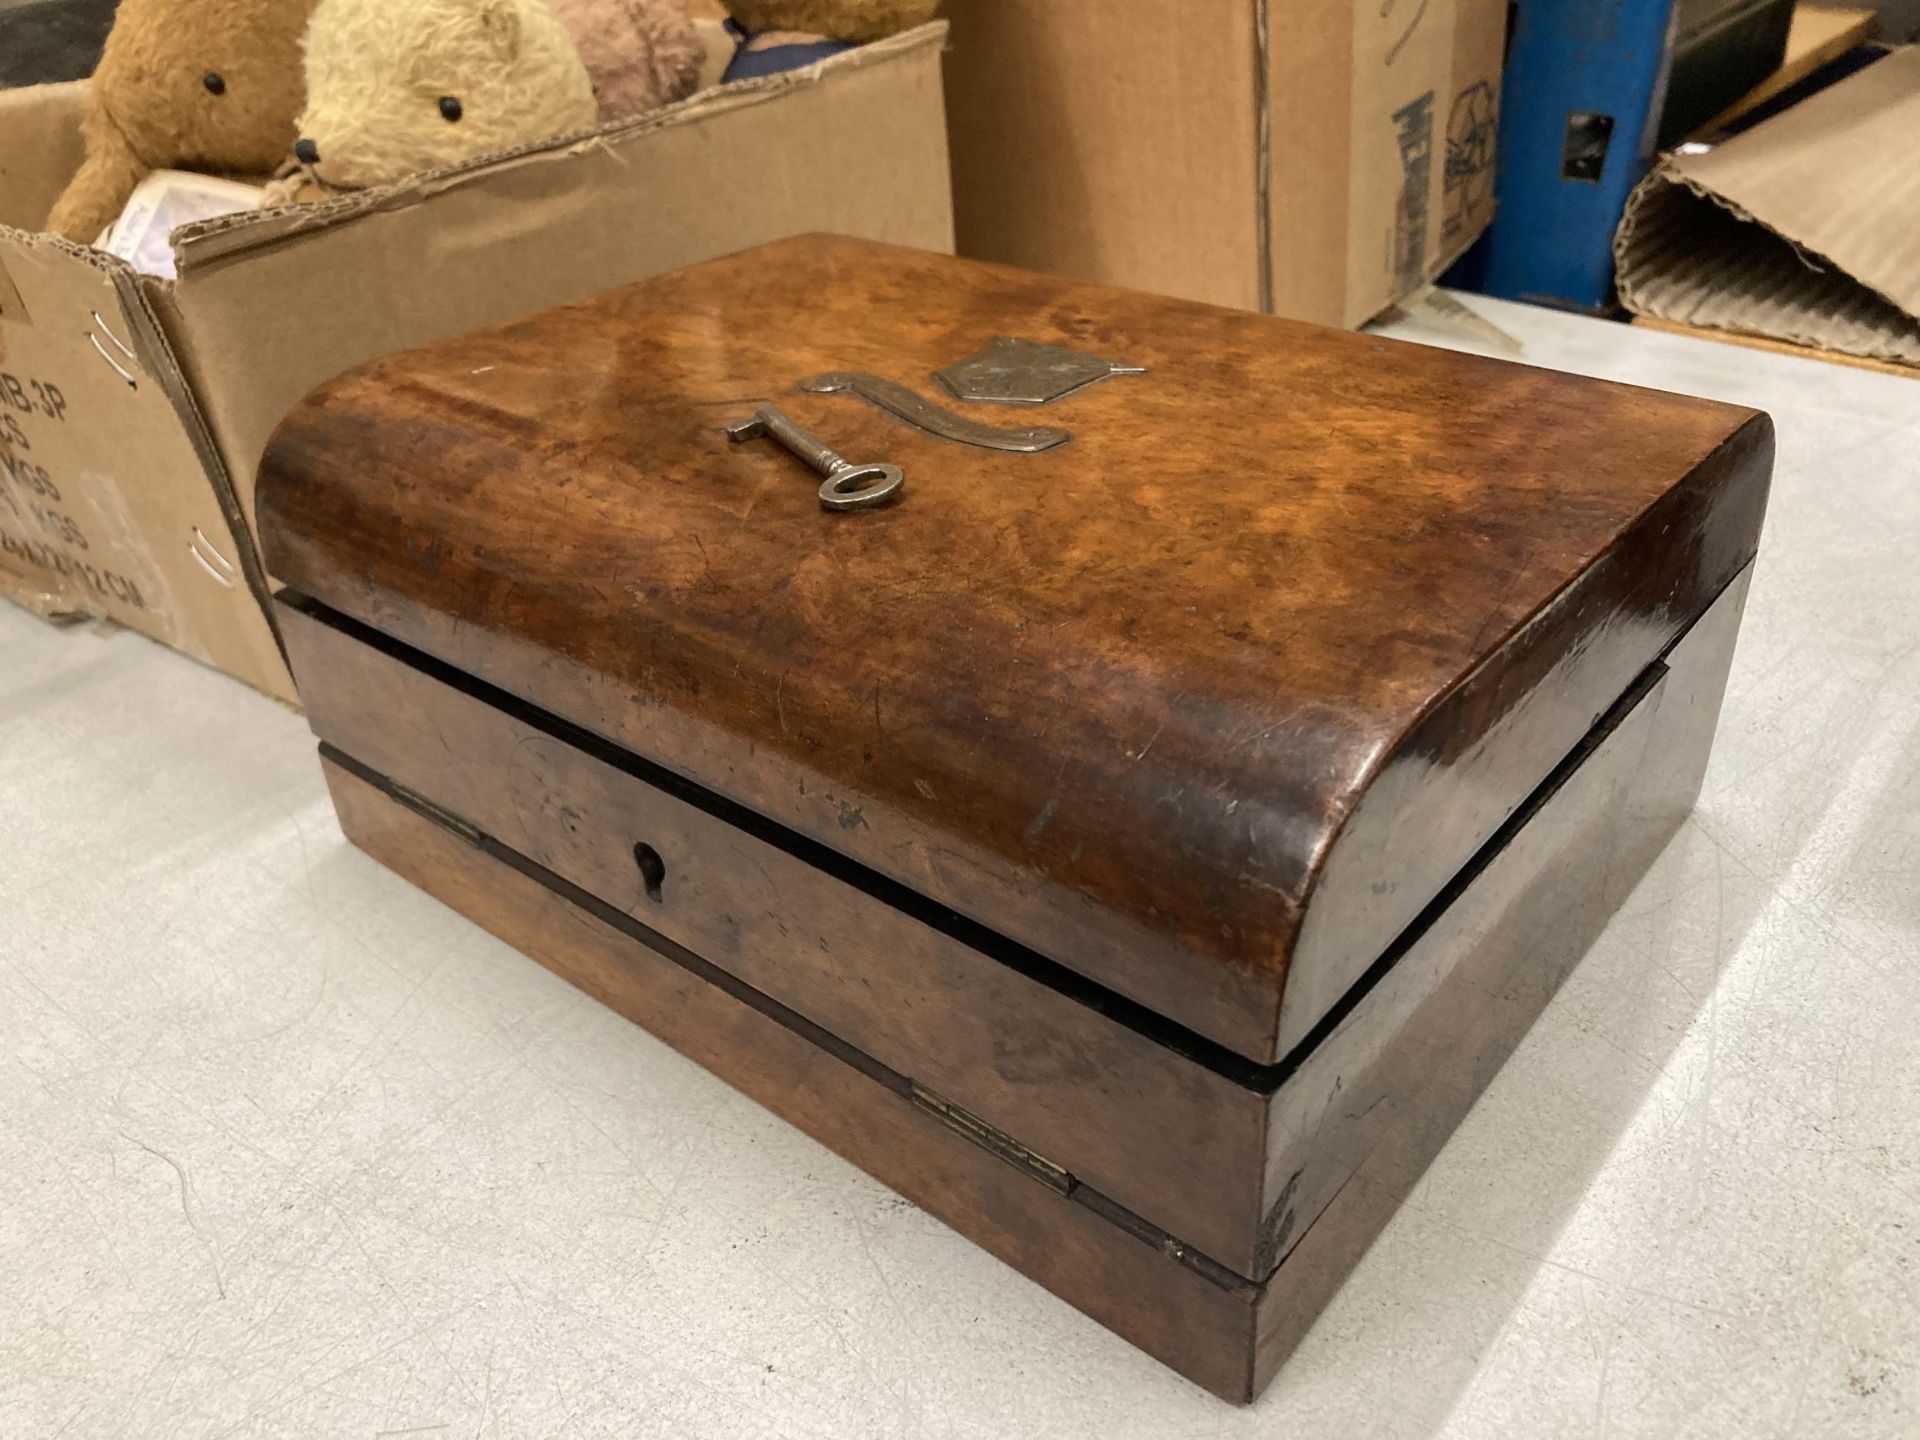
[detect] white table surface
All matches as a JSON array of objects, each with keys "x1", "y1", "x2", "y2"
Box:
[{"x1": 4, "y1": 297, "x2": 1917, "y2": 1439}]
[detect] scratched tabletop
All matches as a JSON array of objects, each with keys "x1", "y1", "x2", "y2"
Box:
[{"x1": 4, "y1": 299, "x2": 1917, "y2": 1439}]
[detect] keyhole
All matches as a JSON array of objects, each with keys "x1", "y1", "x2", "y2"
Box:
[{"x1": 633, "y1": 842, "x2": 666, "y2": 904}]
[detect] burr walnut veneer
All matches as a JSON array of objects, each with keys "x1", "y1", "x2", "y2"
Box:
[{"x1": 256, "y1": 236, "x2": 1772, "y2": 1402}]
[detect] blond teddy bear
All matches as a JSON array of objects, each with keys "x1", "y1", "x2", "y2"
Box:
[{"x1": 287, "y1": 0, "x2": 598, "y2": 193}]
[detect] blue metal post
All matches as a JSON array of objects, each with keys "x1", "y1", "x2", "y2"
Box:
[{"x1": 1447, "y1": 0, "x2": 1679, "y2": 313}]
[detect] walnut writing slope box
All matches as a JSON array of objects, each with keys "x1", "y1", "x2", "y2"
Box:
[{"x1": 256, "y1": 236, "x2": 1772, "y2": 1404}]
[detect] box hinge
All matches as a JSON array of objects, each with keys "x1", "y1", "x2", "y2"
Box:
[
  {"x1": 386, "y1": 776, "x2": 487, "y2": 851},
  {"x1": 909, "y1": 1083, "x2": 1073, "y2": 1195}
]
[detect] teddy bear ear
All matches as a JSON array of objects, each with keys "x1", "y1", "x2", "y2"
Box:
[{"x1": 474, "y1": 0, "x2": 523, "y2": 61}]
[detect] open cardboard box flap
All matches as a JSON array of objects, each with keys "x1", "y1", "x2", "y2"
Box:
[
  {"x1": 0, "y1": 25, "x2": 954, "y2": 701},
  {"x1": 1615, "y1": 46, "x2": 1920, "y2": 365},
  {"x1": 163, "y1": 26, "x2": 954, "y2": 530},
  {"x1": 0, "y1": 179, "x2": 283, "y2": 683},
  {"x1": 0, "y1": 82, "x2": 92, "y2": 618}
]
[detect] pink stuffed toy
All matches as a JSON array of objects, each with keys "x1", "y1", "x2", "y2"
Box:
[{"x1": 547, "y1": 0, "x2": 702, "y2": 118}]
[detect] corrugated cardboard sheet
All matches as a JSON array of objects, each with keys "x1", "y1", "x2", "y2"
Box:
[
  {"x1": 1616, "y1": 47, "x2": 1920, "y2": 366},
  {"x1": 944, "y1": 0, "x2": 1505, "y2": 327},
  {"x1": 0, "y1": 26, "x2": 954, "y2": 700}
]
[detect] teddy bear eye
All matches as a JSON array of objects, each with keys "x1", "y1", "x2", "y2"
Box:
[
  {"x1": 438, "y1": 96, "x2": 463, "y2": 123},
  {"x1": 203, "y1": 72, "x2": 226, "y2": 96}
]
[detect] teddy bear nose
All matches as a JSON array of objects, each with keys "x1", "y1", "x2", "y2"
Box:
[{"x1": 293, "y1": 138, "x2": 320, "y2": 166}]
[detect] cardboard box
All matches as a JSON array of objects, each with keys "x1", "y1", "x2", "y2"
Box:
[
  {"x1": 941, "y1": 0, "x2": 1505, "y2": 327},
  {"x1": 0, "y1": 24, "x2": 953, "y2": 700},
  {"x1": 1615, "y1": 45, "x2": 1920, "y2": 368}
]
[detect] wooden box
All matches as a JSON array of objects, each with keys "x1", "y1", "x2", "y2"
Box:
[{"x1": 255, "y1": 237, "x2": 1773, "y2": 1403}]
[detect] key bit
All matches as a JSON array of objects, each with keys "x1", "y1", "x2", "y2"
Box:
[{"x1": 725, "y1": 405, "x2": 905, "y2": 512}]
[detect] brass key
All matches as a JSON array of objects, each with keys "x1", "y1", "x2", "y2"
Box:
[{"x1": 725, "y1": 405, "x2": 905, "y2": 512}]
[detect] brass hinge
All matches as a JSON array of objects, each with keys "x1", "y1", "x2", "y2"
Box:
[{"x1": 909, "y1": 1083, "x2": 1073, "y2": 1195}]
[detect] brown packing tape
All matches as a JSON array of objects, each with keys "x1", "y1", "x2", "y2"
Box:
[{"x1": 1616, "y1": 47, "x2": 1920, "y2": 366}]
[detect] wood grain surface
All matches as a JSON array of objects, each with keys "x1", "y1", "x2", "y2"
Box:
[
  {"x1": 258, "y1": 235, "x2": 1773, "y2": 1062},
  {"x1": 320, "y1": 756, "x2": 1271, "y2": 1402},
  {"x1": 313, "y1": 557, "x2": 1747, "y2": 1402},
  {"x1": 278, "y1": 597, "x2": 1276, "y2": 1278},
  {"x1": 281, "y1": 567, "x2": 1752, "y2": 1290}
]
